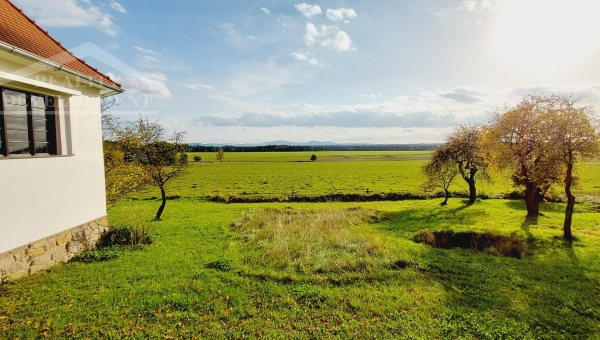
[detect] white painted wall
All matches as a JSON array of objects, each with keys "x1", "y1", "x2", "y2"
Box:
[{"x1": 0, "y1": 51, "x2": 110, "y2": 253}]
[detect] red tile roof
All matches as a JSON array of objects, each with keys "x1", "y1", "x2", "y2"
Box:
[{"x1": 0, "y1": 0, "x2": 121, "y2": 89}]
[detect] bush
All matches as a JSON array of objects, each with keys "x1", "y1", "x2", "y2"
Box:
[
  {"x1": 179, "y1": 153, "x2": 189, "y2": 165},
  {"x1": 193, "y1": 155, "x2": 202, "y2": 162},
  {"x1": 71, "y1": 246, "x2": 126, "y2": 263}
]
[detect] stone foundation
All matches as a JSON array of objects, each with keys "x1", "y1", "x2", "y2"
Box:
[{"x1": 0, "y1": 216, "x2": 109, "y2": 283}]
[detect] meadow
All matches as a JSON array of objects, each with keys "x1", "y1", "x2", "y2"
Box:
[
  {"x1": 1, "y1": 151, "x2": 599, "y2": 338},
  {"x1": 133, "y1": 151, "x2": 600, "y2": 200}
]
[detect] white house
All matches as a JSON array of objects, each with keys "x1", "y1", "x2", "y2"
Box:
[{"x1": 0, "y1": 0, "x2": 122, "y2": 281}]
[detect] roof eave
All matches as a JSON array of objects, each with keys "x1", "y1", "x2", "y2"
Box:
[{"x1": 0, "y1": 40, "x2": 124, "y2": 96}]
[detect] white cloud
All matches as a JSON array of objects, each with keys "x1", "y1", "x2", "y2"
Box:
[
  {"x1": 260, "y1": 7, "x2": 271, "y2": 14},
  {"x1": 143, "y1": 55, "x2": 158, "y2": 63},
  {"x1": 361, "y1": 94, "x2": 382, "y2": 98},
  {"x1": 480, "y1": 0, "x2": 500, "y2": 11},
  {"x1": 462, "y1": 1, "x2": 476, "y2": 11},
  {"x1": 109, "y1": 1, "x2": 126, "y2": 13},
  {"x1": 291, "y1": 52, "x2": 309, "y2": 61},
  {"x1": 291, "y1": 52, "x2": 321, "y2": 66},
  {"x1": 134, "y1": 46, "x2": 159, "y2": 55},
  {"x1": 325, "y1": 8, "x2": 357, "y2": 21},
  {"x1": 304, "y1": 23, "x2": 354, "y2": 51},
  {"x1": 108, "y1": 72, "x2": 171, "y2": 99},
  {"x1": 186, "y1": 84, "x2": 214, "y2": 90},
  {"x1": 295, "y1": 3, "x2": 322, "y2": 17},
  {"x1": 321, "y1": 31, "x2": 353, "y2": 51},
  {"x1": 13, "y1": 0, "x2": 118, "y2": 36}
]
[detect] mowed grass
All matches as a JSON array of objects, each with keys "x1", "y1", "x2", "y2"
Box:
[
  {"x1": 132, "y1": 151, "x2": 600, "y2": 200},
  {"x1": 1, "y1": 199, "x2": 600, "y2": 338},
  {"x1": 1, "y1": 151, "x2": 600, "y2": 338}
]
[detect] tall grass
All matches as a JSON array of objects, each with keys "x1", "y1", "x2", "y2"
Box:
[{"x1": 233, "y1": 207, "x2": 392, "y2": 278}]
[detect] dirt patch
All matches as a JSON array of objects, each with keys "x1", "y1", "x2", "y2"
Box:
[{"x1": 414, "y1": 230, "x2": 530, "y2": 259}]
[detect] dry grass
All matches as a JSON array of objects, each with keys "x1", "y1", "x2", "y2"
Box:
[{"x1": 232, "y1": 207, "x2": 392, "y2": 276}]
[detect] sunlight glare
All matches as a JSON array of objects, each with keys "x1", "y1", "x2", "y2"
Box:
[{"x1": 494, "y1": 0, "x2": 600, "y2": 71}]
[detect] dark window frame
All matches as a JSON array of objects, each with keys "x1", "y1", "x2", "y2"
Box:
[{"x1": 0, "y1": 87, "x2": 58, "y2": 157}]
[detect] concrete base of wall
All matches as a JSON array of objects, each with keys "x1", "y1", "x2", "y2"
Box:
[{"x1": 0, "y1": 216, "x2": 109, "y2": 283}]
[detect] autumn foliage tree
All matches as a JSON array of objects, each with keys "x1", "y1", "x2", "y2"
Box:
[
  {"x1": 216, "y1": 148, "x2": 225, "y2": 162},
  {"x1": 546, "y1": 97, "x2": 600, "y2": 240},
  {"x1": 487, "y1": 96, "x2": 564, "y2": 217}
]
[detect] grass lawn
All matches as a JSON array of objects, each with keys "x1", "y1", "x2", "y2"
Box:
[
  {"x1": 1, "y1": 151, "x2": 599, "y2": 338},
  {"x1": 1, "y1": 197, "x2": 599, "y2": 339}
]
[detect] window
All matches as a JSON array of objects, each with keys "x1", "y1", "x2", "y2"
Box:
[{"x1": 0, "y1": 88, "x2": 58, "y2": 157}]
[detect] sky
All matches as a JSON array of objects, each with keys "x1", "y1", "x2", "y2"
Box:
[{"x1": 12, "y1": 0, "x2": 600, "y2": 144}]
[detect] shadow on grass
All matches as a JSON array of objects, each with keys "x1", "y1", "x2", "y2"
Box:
[
  {"x1": 377, "y1": 203, "x2": 600, "y2": 338},
  {"x1": 504, "y1": 200, "x2": 565, "y2": 213}
]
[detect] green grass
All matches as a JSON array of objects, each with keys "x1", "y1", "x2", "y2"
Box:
[
  {"x1": 1, "y1": 198, "x2": 599, "y2": 338},
  {"x1": 133, "y1": 152, "x2": 600, "y2": 200},
  {"x1": 1, "y1": 151, "x2": 600, "y2": 338}
]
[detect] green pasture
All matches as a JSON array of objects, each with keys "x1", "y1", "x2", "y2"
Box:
[
  {"x1": 132, "y1": 151, "x2": 600, "y2": 199},
  {"x1": 1, "y1": 198, "x2": 599, "y2": 338},
  {"x1": 1, "y1": 151, "x2": 600, "y2": 338}
]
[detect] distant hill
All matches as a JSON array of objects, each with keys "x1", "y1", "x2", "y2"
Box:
[
  {"x1": 186, "y1": 142, "x2": 440, "y2": 152},
  {"x1": 189, "y1": 140, "x2": 354, "y2": 147}
]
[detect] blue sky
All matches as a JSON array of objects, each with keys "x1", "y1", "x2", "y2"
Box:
[{"x1": 13, "y1": 0, "x2": 600, "y2": 143}]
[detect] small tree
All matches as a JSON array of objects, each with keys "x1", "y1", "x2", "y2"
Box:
[
  {"x1": 444, "y1": 125, "x2": 488, "y2": 205},
  {"x1": 119, "y1": 117, "x2": 188, "y2": 220},
  {"x1": 102, "y1": 99, "x2": 150, "y2": 209},
  {"x1": 179, "y1": 153, "x2": 189, "y2": 165},
  {"x1": 423, "y1": 145, "x2": 459, "y2": 205},
  {"x1": 194, "y1": 155, "x2": 202, "y2": 162},
  {"x1": 547, "y1": 96, "x2": 600, "y2": 240},
  {"x1": 310, "y1": 154, "x2": 318, "y2": 161},
  {"x1": 216, "y1": 148, "x2": 225, "y2": 162}
]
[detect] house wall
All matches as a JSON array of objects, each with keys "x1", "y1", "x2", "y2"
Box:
[{"x1": 0, "y1": 50, "x2": 111, "y2": 278}]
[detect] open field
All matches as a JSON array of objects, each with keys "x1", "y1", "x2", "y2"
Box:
[
  {"x1": 131, "y1": 151, "x2": 600, "y2": 199},
  {"x1": 1, "y1": 151, "x2": 600, "y2": 338}
]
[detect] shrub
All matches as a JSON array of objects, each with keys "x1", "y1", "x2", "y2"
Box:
[
  {"x1": 179, "y1": 153, "x2": 189, "y2": 165},
  {"x1": 193, "y1": 155, "x2": 202, "y2": 162},
  {"x1": 71, "y1": 246, "x2": 126, "y2": 263}
]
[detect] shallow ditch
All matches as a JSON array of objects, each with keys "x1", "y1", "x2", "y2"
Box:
[{"x1": 413, "y1": 230, "x2": 530, "y2": 259}]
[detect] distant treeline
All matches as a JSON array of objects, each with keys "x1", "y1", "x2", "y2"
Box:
[{"x1": 184, "y1": 144, "x2": 440, "y2": 152}]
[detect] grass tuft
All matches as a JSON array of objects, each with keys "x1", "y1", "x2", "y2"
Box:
[{"x1": 232, "y1": 207, "x2": 393, "y2": 278}]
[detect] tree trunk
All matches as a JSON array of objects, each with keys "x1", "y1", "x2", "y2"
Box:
[
  {"x1": 441, "y1": 189, "x2": 449, "y2": 206},
  {"x1": 563, "y1": 152, "x2": 575, "y2": 241},
  {"x1": 467, "y1": 179, "x2": 477, "y2": 205},
  {"x1": 524, "y1": 182, "x2": 541, "y2": 217},
  {"x1": 155, "y1": 185, "x2": 167, "y2": 220}
]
